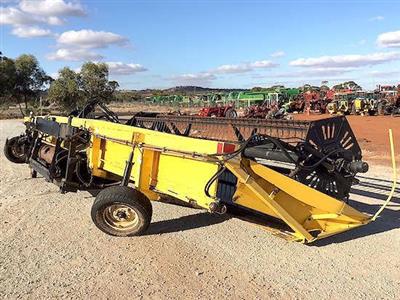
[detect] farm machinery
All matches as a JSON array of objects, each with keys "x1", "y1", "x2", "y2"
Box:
[
  {"x1": 240, "y1": 90, "x2": 295, "y2": 119},
  {"x1": 376, "y1": 85, "x2": 400, "y2": 116},
  {"x1": 285, "y1": 89, "x2": 333, "y2": 114},
  {"x1": 4, "y1": 100, "x2": 396, "y2": 243},
  {"x1": 326, "y1": 91, "x2": 356, "y2": 115},
  {"x1": 351, "y1": 91, "x2": 378, "y2": 116},
  {"x1": 198, "y1": 103, "x2": 237, "y2": 118}
]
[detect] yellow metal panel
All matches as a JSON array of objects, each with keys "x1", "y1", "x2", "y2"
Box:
[
  {"x1": 249, "y1": 161, "x2": 368, "y2": 221},
  {"x1": 155, "y1": 154, "x2": 218, "y2": 208},
  {"x1": 50, "y1": 116, "x2": 220, "y2": 209},
  {"x1": 226, "y1": 160, "x2": 313, "y2": 241}
]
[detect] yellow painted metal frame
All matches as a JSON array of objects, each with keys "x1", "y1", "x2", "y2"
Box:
[{"x1": 26, "y1": 116, "x2": 396, "y2": 243}]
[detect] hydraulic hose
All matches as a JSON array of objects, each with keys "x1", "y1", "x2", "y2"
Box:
[{"x1": 371, "y1": 129, "x2": 397, "y2": 221}]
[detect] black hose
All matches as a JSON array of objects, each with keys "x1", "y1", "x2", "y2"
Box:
[
  {"x1": 204, "y1": 165, "x2": 226, "y2": 198},
  {"x1": 260, "y1": 136, "x2": 298, "y2": 165},
  {"x1": 76, "y1": 158, "x2": 93, "y2": 187},
  {"x1": 299, "y1": 148, "x2": 345, "y2": 171}
]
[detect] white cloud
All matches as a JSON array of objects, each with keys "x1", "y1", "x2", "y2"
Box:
[
  {"x1": 377, "y1": 30, "x2": 400, "y2": 48},
  {"x1": 369, "y1": 16, "x2": 384, "y2": 21},
  {"x1": 57, "y1": 29, "x2": 129, "y2": 49},
  {"x1": 170, "y1": 59, "x2": 278, "y2": 86},
  {"x1": 270, "y1": 51, "x2": 285, "y2": 58},
  {"x1": 48, "y1": 29, "x2": 130, "y2": 62},
  {"x1": 290, "y1": 52, "x2": 400, "y2": 68},
  {"x1": 11, "y1": 26, "x2": 52, "y2": 38},
  {"x1": 0, "y1": 0, "x2": 84, "y2": 28},
  {"x1": 47, "y1": 48, "x2": 103, "y2": 61},
  {"x1": 214, "y1": 60, "x2": 278, "y2": 74},
  {"x1": 265, "y1": 67, "x2": 355, "y2": 79},
  {"x1": 0, "y1": 6, "x2": 42, "y2": 25},
  {"x1": 250, "y1": 60, "x2": 278, "y2": 68},
  {"x1": 46, "y1": 16, "x2": 64, "y2": 25},
  {"x1": 170, "y1": 73, "x2": 216, "y2": 86},
  {"x1": 367, "y1": 70, "x2": 400, "y2": 78},
  {"x1": 215, "y1": 64, "x2": 252, "y2": 74},
  {"x1": 19, "y1": 0, "x2": 85, "y2": 17},
  {"x1": 106, "y1": 62, "x2": 147, "y2": 75},
  {"x1": 0, "y1": 5, "x2": 67, "y2": 26}
]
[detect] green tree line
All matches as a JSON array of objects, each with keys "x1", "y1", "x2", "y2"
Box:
[{"x1": 0, "y1": 52, "x2": 119, "y2": 116}]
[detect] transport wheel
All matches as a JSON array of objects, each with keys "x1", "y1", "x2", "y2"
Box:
[
  {"x1": 377, "y1": 103, "x2": 385, "y2": 115},
  {"x1": 91, "y1": 186, "x2": 152, "y2": 237},
  {"x1": 351, "y1": 105, "x2": 356, "y2": 115},
  {"x1": 4, "y1": 136, "x2": 27, "y2": 164}
]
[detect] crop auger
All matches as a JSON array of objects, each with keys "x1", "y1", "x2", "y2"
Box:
[{"x1": 4, "y1": 100, "x2": 396, "y2": 243}]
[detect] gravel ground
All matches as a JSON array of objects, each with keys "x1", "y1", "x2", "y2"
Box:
[{"x1": 0, "y1": 119, "x2": 399, "y2": 299}]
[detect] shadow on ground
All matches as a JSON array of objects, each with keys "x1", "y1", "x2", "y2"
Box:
[
  {"x1": 313, "y1": 176, "x2": 399, "y2": 246},
  {"x1": 145, "y1": 176, "x2": 399, "y2": 244},
  {"x1": 146, "y1": 212, "x2": 231, "y2": 235}
]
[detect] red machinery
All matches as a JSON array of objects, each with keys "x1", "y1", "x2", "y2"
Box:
[
  {"x1": 198, "y1": 104, "x2": 237, "y2": 118},
  {"x1": 376, "y1": 84, "x2": 400, "y2": 115},
  {"x1": 243, "y1": 103, "x2": 271, "y2": 118},
  {"x1": 305, "y1": 90, "x2": 333, "y2": 113}
]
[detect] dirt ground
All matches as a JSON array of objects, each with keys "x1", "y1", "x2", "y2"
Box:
[
  {"x1": 0, "y1": 119, "x2": 399, "y2": 299},
  {"x1": 291, "y1": 114, "x2": 400, "y2": 166}
]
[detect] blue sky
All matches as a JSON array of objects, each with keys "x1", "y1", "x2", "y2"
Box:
[{"x1": 1, "y1": 0, "x2": 400, "y2": 90}]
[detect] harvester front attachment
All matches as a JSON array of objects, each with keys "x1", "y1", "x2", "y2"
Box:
[{"x1": 3, "y1": 101, "x2": 395, "y2": 243}]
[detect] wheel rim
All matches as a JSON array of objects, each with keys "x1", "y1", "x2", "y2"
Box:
[
  {"x1": 10, "y1": 141, "x2": 25, "y2": 158},
  {"x1": 103, "y1": 204, "x2": 139, "y2": 232}
]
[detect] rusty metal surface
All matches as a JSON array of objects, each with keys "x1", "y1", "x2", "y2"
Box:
[{"x1": 128, "y1": 115, "x2": 311, "y2": 142}]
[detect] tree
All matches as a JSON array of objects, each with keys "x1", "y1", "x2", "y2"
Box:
[
  {"x1": 48, "y1": 67, "x2": 83, "y2": 111},
  {"x1": 333, "y1": 81, "x2": 362, "y2": 91},
  {"x1": 14, "y1": 54, "x2": 51, "y2": 113},
  {"x1": 320, "y1": 85, "x2": 330, "y2": 91},
  {"x1": 48, "y1": 62, "x2": 119, "y2": 111},
  {"x1": 251, "y1": 86, "x2": 264, "y2": 92},
  {"x1": 80, "y1": 62, "x2": 119, "y2": 102},
  {"x1": 0, "y1": 54, "x2": 17, "y2": 103}
]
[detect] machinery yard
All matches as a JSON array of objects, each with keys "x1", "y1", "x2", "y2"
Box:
[
  {"x1": 1, "y1": 0, "x2": 400, "y2": 298},
  {"x1": 109, "y1": 102, "x2": 400, "y2": 166},
  {"x1": 1, "y1": 115, "x2": 399, "y2": 299}
]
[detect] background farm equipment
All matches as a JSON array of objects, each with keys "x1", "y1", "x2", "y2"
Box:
[
  {"x1": 243, "y1": 101, "x2": 291, "y2": 120},
  {"x1": 351, "y1": 92, "x2": 378, "y2": 116},
  {"x1": 285, "y1": 95, "x2": 305, "y2": 113},
  {"x1": 242, "y1": 102, "x2": 271, "y2": 118},
  {"x1": 285, "y1": 90, "x2": 329, "y2": 114},
  {"x1": 326, "y1": 91, "x2": 356, "y2": 114},
  {"x1": 376, "y1": 85, "x2": 400, "y2": 116},
  {"x1": 198, "y1": 103, "x2": 237, "y2": 118},
  {"x1": 304, "y1": 91, "x2": 328, "y2": 113}
]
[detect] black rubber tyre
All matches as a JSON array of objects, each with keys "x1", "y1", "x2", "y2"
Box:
[
  {"x1": 4, "y1": 136, "x2": 27, "y2": 164},
  {"x1": 351, "y1": 104, "x2": 356, "y2": 115},
  {"x1": 225, "y1": 108, "x2": 238, "y2": 118},
  {"x1": 91, "y1": 186, "x2": 152, "y2": 237},
  {"x1": 377, "y1": 102, "x2": 385, "y2": 116}
]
